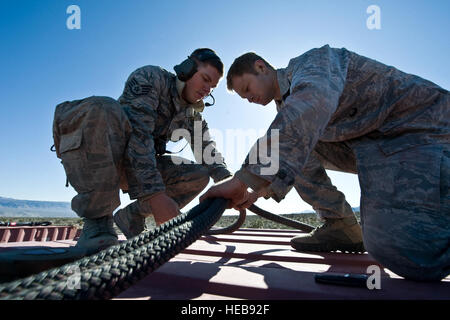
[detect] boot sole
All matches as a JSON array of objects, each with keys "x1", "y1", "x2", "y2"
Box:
[{"x1": 291, "y1": 241, "x2": 366, "y2": 254}]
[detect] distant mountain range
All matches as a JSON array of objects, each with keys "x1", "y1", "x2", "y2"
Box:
[
  {"x1": 0, "y1": 196, "x2": 77, "y2": 218},
  {"x1": 0, "y1": 196, "x2": 359, "y2": 218}
]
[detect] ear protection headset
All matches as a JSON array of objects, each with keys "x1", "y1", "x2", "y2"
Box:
[
  {"x1": 174, "y1": 49, "x2": 220, "y2": 81},
  {"x1": 174, "y1": 49, "x2": 221, "y2": 107}
]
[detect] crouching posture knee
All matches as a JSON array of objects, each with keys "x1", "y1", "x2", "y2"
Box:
[{"x1": 363, "y1": 213, "x2": 450, "y2": 282}]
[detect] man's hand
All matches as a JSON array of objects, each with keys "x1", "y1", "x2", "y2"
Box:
[
  {"x1": 199, "y1": 176, "x2": 250, "y2": 209},
  {"x1": 146, "y1": 192, "x2": 180, "y2": 225},
  {"x1": 234, "y1": 190, "x2": 259, "y2": 210}
]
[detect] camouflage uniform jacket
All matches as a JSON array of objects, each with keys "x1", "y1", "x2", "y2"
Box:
[
  {"x1": 236, "y1": 44, "x2": 449, "y2": 201},
  {"x1": 118, "y1": 65, "x2": 231, "y2": 200}
]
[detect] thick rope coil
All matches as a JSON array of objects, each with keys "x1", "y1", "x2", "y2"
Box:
[
  {"x1": 0, "y1": 199, "x2": 316, "y2": 299},
  {"x1": 0, "y1": 198, "x2": 228, "y2": 300}
]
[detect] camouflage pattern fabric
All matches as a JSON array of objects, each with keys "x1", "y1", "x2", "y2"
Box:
[
  {"x1": 53, "y1": 65, "x2": 231, "y2": 219},
  {"x1": 121, "y1": 155, "x2": 210, "y2": 218},
  {"x1": 52, "y1": 96, "x2": 131, "y2": 219},
  {"x1": 118, "y1": 65, "x2": 231, "y2": 200},
  {"x1": 350, "y1": 138, "x2": 450, "y2": 281},
  {"x1": 294, "y1": 142, "x2": 356, "y2": 219},
  {"x1": 53, "y1": 96, "x2": 216, "y2": 219},
  {"x1": 236, "y1": 45, "x2": 450, "y2": 280}
]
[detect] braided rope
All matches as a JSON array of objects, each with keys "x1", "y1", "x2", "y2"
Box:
[
  {"x1": 247, "y1": 204, "x2": 315, "y2": 233},
  {"x1": 0, "y1": 198, "x2": 227, "y2": 300},
  {"x1": 0, "y1": 199, "x2": 315, "y2": 299},
  {"x1": 207, "y1": 204, "x2": 315, "y2": 235},
  {"x1": 206, "y1": 209, "x2": 246, "y2": 235}
]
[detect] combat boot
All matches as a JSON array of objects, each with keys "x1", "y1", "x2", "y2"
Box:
[
  {"x1": 114, "y1": 205, "x2": 149, "y2": 239},
  {"x1": 290, "y1": 215, "x2": 365, "y2": 253},
  {"x1": 76, "y1": 215, "x2": 119, "y2": 254}
]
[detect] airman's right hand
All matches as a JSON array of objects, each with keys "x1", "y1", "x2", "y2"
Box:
[
  {"x1": 146, "y1": 192, "x2": 180, "y2": 225},
  {"x1": 199, "y1": 176, "x2": 250, "y2": 209}
]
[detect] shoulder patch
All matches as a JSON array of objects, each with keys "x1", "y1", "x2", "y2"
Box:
[{"x1": 129, "y1": 78, "x2": 152, "y2": 96}]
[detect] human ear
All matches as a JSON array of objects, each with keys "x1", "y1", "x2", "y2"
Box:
[{"x1": 254, "y1": 60, "x2": 267, "y2": 74}]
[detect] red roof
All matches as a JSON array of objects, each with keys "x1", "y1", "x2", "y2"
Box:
[{"x1": 1, "y1": 226, "x2": 449, "y2": 300}]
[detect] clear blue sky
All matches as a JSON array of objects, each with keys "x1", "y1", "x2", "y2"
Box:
[{"x1": 1, "y1": 0, "x2": 449, "y2": 215}]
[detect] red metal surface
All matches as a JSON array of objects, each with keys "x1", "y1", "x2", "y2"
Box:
[
  {"x1": 0, "y1": 226, "x2": 78, "y2": 243},
  {"x1": 115, "y1": 229, "x2": 450, "y2": 300},
  {"x1": 0, "y1": 227, "x2": 449, "y2": 299}
]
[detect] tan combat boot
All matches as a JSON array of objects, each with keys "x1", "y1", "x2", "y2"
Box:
[
  {"x1": 290, "y1": 216, "x2": 365, "y2": 253},
  {"x1": 113, "y1": 205, "x2": 148, "y2": 239},
  {"x1": 75, "y1": 215, "x2": 119, "y2": 254}
]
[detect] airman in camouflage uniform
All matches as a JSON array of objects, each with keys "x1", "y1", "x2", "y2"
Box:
[
  {"x1": 53, "y1": 48, "x2": 231, "y2": 253},
  {"x1": 201, "y1": 45, "x2": 450, "y2": 281}
]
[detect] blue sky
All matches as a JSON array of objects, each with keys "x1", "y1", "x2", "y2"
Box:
[{"x1": 0, "y1": 0, "x2": 449, "y2": 216}]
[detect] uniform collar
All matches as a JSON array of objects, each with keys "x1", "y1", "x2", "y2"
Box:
[
  {"x1": 276, "y1": 68, "x2": 291, "y2": 101},
  {"x1": 172, "y1": 77, "x2": 205, "y2": 113},
  {"x1": 274, "y1": 68, "x2": 291, "y2": 111}
]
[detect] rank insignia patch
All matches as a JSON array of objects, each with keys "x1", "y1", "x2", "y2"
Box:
[{"x1": 129, "y1": 78, "x2": 152, "y2": 96}]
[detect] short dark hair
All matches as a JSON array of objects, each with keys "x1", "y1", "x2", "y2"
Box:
[
  {"x1": 191, "y1": 48, "x2": 224, "y2": 76},
  {"x1": 226, "y1": 52, "x2": 274, "y2": 91}
]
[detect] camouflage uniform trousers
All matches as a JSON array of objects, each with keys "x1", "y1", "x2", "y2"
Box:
[
  {"x1": 120, "y1": 154, "x2": 210, "y2": 218},
  {"x1": 293, "y1": 141, "x2": 357, "y2": 220},
  {"x1": 53, "y1": 96, "x2": 210, "y2": 220},
  {"x1": 297, "y1": 136, "x2": 449, "y2": 281},
  {"x1": 352, "y1": 139, "x2": 449, "y2": 281},
  {"x1": 295, "y1": 136, "x2": 448, "y2": 282}
]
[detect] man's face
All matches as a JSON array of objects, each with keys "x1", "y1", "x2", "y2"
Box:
[
  {"x1": 231, "y1": 63, "x2": 275, "y2": 106},
  {"x1": 183, "y1": 63, "x2": 221, "y2": 104}
]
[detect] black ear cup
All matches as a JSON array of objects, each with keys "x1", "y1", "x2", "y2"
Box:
[
  {"x1": 174, "y1": 58, "x2": 197, "y2": 81},
  {"x1": 174, "y1": 49, "x2": 221, "y2": 81}
]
